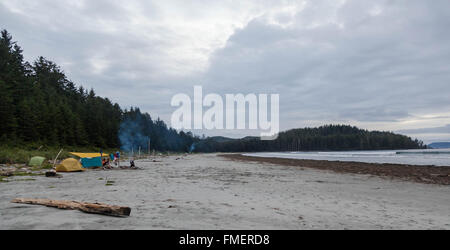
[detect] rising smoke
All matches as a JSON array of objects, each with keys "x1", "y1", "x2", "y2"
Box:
[
  {"x1": 118, "y1": 118, "x2": 150, "y2": 155},
  {"x1": 118, "y1": 108, "x2": 197, "y2": 154}
]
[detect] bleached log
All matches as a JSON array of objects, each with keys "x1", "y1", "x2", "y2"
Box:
[{"x1": 12, "y1": 198, "x2": 131, "y2": 217}]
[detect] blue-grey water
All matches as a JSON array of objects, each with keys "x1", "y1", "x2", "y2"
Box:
[{"x1": 245, "y1": 149, "x2": 450, "y2": 166}]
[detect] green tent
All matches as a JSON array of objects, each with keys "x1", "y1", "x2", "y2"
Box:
[{"x1": 29, "y1": 156, "x2": 46, "y2": 167}]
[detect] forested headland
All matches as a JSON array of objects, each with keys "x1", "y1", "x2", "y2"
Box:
[
  {"x1": 193, "y1": 125, "x2": 426, "y2": 153},
  {"x1": 0, "y1": 29, "x2": 425, "y2": 163}
]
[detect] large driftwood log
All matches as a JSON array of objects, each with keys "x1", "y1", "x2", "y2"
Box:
[{"x1": 12, "y1": 198, "x2": 131, "y2": 217}]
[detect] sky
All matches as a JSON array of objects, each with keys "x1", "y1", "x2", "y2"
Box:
[{"x1": 1, "y1": 0, "x2": 450, "y2": 143}]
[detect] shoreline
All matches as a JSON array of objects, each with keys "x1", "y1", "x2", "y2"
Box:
[
  {"x1": 1, "y1": 154, "x2": 449, "y2": 229},
  {"x1": 220, "y1": 154, "x2": 450, "y2": 185}
]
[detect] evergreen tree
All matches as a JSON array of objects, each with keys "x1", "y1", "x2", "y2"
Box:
[{"x1": 0, "y1": 29, "x2": 425, "y2": 153}]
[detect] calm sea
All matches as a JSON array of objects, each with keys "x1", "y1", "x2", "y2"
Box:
[{"x1": 245, "y1": 149, "x2": 450, "y2": 166}]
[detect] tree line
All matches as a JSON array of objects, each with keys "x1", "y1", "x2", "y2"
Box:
[
  {"x1": 1, "y1": 30, "x2": 425, "y2": 153},
  {"x1": 0, "y1": 29, "x2": 198, "y2": 151},
  {"x1": 193, "y1": 125, "x2": 426, "y2": 153}
]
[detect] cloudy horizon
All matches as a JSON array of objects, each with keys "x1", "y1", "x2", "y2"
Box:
[{"x1": 1, "y1": 0, "x2": 450, "y2": 144}]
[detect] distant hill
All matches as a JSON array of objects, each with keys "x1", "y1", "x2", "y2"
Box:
[
  {"x1": 193, "y1": 125, "x2": 426, "y2": 153},
  {"x1": 428, "y1": 142, "x2": 450, "y2": 149},
  {"x1": 208, "y1": 136, "x2": 259, "y2": 142},
  {"x1": 208, "y1": 136, "x2": 237, "y2": 143}
]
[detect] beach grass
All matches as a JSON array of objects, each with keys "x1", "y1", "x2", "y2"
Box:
[
  {"x1": 0, "y1": 176, "x2": 8, "y2": 183},
  {"x1": 0, "y1": 146, "x2": 119, "y2": 164},
  {"x1": 14, "y1": 178, "x2": 36, "y2": 182},
  {"x1": 105, "y1": 180, "x2": 116, "y2": 186}
]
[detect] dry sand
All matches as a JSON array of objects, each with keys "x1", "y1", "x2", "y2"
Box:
[{"x1": 0, "y1": 154, "x2": 449, "y2": 230}]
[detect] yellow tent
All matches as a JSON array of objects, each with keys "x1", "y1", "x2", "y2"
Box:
[
  {"x1": 70, "y1": 152, "x2": 109, "y2": 158},
  {"x1": 56, "y1": 158, "x2": 85, "y2": 173}
]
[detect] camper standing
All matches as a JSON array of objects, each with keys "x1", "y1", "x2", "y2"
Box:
[{"x1": 116, "y1": 151, "x2": 120, "y2": 167}]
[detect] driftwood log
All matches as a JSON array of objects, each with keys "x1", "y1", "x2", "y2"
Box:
[{"x1": 12, "y1": 198, "x2": 131, "y2": 217}]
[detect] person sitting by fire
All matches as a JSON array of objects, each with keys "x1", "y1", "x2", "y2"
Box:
[{"x1": 102, "y1": 158, "x2": 112, "y2": 169}]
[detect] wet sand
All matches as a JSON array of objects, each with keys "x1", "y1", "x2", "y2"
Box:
[
  {"x1": 222, "y1": 154, "x2": 450, "y2": 185},
  {"x1": 1, "y1": 154, "x2": 449, "y2": 230}
]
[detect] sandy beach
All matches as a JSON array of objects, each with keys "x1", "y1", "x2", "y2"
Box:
[{"x1": 1, "y1": 154, "x2": 449, "y2": 230}]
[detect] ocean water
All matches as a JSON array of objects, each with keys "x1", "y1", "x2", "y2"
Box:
[{"x1": 245, "y1": 149, "x2": 450, "y2": 167}]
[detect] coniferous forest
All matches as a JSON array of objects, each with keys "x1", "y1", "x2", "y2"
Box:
[
  {"x1": 193, "y1": 125, "x2": 426, "y2": 153},
  {"x1": 0, "y1": 29, "x2": 197, "y2": 152},
  {"x1": 0, "y1": 30, "x2": 425, "y2": 155}
]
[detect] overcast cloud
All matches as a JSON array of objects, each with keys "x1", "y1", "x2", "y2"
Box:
[{"x1": 1, "y1": 0, "x2": 450, "y2": 143}]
